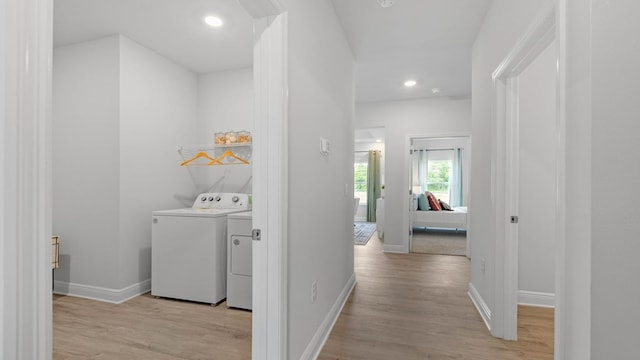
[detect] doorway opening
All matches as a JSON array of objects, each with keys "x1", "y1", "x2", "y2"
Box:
[
  {"x1": 408, "y1": 136, "x2": 470, "y2": 257},
  {"x1": 490, "y1": 5, "x2": 558, "y2": 347},
  {"x1": 353, "y1": 127, "x2": 385, "y2": 228}
]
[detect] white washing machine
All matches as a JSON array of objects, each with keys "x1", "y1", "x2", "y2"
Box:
[
  {"x1": 151, "y1": 193, "x2": 250, "y2": 305},
  {"x1": 227, "y1": 211, "x2": 252, "y2": 310}
]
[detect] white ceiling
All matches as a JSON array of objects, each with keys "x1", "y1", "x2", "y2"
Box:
[
  {"x1": 53, "y1": 0, "x2": 254, "y2": 74},
  {"x1": 355, "y1": 128, "x2": 385, "y2": 143},
  {"x1": 331, "y1": 0, "x2": 492, "y2": 103},
  {"x1": 54, "y1": 0, "x2": 491, "y2": 104}
]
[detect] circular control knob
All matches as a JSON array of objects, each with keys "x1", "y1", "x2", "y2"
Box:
[
  {"x1": 232, "y1": 195, "x2": 239, "y2": 203},
  {"x1": 201, "y1": 196, "x2": 207, "y2": 202},
  {"x1": 233, "y1": 239, "x2": 240, "y2": 246},
  {"x1": 208, "y1": 196, "x2": 214, "y2": 201},
  {"x1": 214, "y1": 195, "x2": 221, "y2": 202}
]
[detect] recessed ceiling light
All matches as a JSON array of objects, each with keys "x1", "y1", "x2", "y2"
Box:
[
  {"x1": 378, "y1": 0, "x2": 394, "y2": 8},
  {"x1": 431, "y1": 87, "x2": 441, "y2": 94},
  {"x1": 404, "y1": 80, "x2": 417, "y2": 87},
  {"x1": 204, "y1": 16, "x2": 223, "y2": 28},
  {"x1": 376, "y1": 139, "x2": 382, "y2": 143}
]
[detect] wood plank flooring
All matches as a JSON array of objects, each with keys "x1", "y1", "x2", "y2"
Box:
[
  {"x1": 319, "y1": 232, "x2": 554, "y2": 359},
  {"x1": 53, "y1": 231, "x2": 552, "y2": 359},
  {"x1": 410, "y1": 227, "x2": 467, "y2": 255},
  {"x1": 53, "y1": 295, "x2": 252, "y2": 359}
]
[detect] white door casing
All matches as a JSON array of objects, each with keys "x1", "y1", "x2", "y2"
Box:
[
  {"x1": 491, "y1": 4, "x2": 557, "y2": 341},
  {"x1": 250, "y1": 3, "x2": 289, "y2": 359},
  {"x1": 404, "y1": 133, "x2": 471, "y2": 254},
  {"x1": 1, "y1": 0, "x2": 289, "y2": 358},
  {"x1": 1, "y1": 0, "x2": 53, "y2": 358}
]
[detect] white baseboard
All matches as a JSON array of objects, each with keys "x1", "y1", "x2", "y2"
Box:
[
  {"x1": 468, "y1": 282, "x2": 492, "y2": 332},
  {"x1": 383, "y1": 243, "x2": 408, "y2": 253},
  {"x1": 518, "y1": 290, "x2": 555, "y2": 308},
  {"x1": 54, "y1": 279, "x2": 151, "y2": 304},
  {"x1": 300, "y1": 272, "x2": 356, "y2": 360}
]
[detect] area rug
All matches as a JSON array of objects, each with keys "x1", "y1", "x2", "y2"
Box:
[
  {"x1": 411, "y1": 228, "x2": 467, "y2": 256},
  {"x1": 354, "y1": 222, "x2": 376, "y2": 246}
]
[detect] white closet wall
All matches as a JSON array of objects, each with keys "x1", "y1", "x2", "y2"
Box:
[
  {"x1": 53, "y1": 35, "x2": 198, "y2": 300},
  {"x1": 196, "y1": 68, "x2": 254, "y2": 194}
]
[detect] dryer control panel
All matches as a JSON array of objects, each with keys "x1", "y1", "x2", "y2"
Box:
[{"x1": 192, "y1": 193, "x2": 250, "y2": 210}]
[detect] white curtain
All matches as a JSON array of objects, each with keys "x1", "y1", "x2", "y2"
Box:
[
  {"x1": 450, "y1": 148, "x2": 463, "y2": 207},
  {"x1": 417, "y1": 150, "x2": 429, "y2": 193}
]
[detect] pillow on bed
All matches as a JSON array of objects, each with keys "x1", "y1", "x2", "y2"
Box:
[
  {"x1": 426, "y1": 192, "x2": 442, "y2": 211},
  {"x1": 417, "y1": 193, "x2": 430, "y2": 210},
  {"x1": 439, "y1": 199, "x2": 453, "y2": 211}
]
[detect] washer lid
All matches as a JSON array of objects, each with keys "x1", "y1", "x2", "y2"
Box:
[{"x1": 152, "y1": 208, "x2": 248, "y2": 218}]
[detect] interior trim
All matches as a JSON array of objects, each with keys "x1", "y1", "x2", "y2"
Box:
[
  {"x1": 491, "y1": 3, "x2": 557, "y2": 340},
  {"x1": 300, "y1": 273, "x2": 356, "y2": 360},
  {"x1": 54, "y1": 279, "x2": 151, "y2": 304},
  {"x1": 517, "y1": 290, "x2": 555, "y2": 308},
  {"x1": 468, "y1": 283, "x2": 492, "y2": 332}
]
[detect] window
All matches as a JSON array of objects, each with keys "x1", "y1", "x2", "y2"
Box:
[
  {"x1": 354, "y1": 161, "x2": 368, "y2": 205},
  {"x1": 427, "y1": 160, "x2": 451, "y2": 204}
]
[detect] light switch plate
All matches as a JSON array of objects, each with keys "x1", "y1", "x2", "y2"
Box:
[{"x1": 320, "y1": 137, "x2": 330, "y2": 155}]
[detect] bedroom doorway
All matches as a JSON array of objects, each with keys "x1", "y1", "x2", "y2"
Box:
[
  {"x1": 408, "y1": 136, "x2": 470, "y2": 256},
  {"x1": 353, "y1": 127, "x2": 385, "y2": 242}
]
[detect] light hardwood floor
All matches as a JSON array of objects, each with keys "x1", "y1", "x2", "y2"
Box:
[
  {"x1": 53, "y1": 231, "x2": 552, "y2": 359},
  {"x1": 53, "y1": 294, "x2": 252, "y2": 359},
  {"x1": 319, "y1": 232, "x2": 554, "y2": 359}
]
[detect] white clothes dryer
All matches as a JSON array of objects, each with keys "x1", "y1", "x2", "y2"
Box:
[
  {"x1": 151, "y1": 193, "x2": 250, "y2": 305},
  {"x1": 227, "y1": 211, "x2": 252, "y2": 310}
]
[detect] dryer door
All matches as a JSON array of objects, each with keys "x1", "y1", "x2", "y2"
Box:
[{"x1": 230, "y1": 235, "x2": 252, "y2": 276}]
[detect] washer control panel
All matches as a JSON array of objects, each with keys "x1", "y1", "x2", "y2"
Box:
[{"x1": 192, "y1": 193, "x2": 250, "y2": 210}]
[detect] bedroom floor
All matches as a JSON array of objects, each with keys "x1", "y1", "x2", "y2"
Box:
[
  {"x1": 319, "y1": 231, "x2": 554, "y2": 360},
  {"x1": 411, "y1": 227, "x2": 467, "y2": 256}
]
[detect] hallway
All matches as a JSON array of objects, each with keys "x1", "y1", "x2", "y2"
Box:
[{"x1": 319, "y1": 233, "x2": 553, "y2": 359}]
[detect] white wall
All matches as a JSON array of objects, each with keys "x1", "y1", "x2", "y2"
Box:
[
  {"x1": 356, "y1": 97, "x2": 471, "y2": 252},
  {"x1": 589, "y1": 0, "x2": 640, "y2": 357},
  {"x1": 118, "y1": 36, "x2": 198, "y2": 289},
  {"x1": 517, "y1": 41, "x2": 556, "y2": 299},
  {"x1": 286, "y1": 0, "x2": 355, "y2": 358},
  {"x1": 53, "y1": 35, "x2": 198, "y2": 297},
  {"x1": 197, "y1": 68, "x2": 253, "y2": 194},
  {"x1": 53, "y1": 36, "x2": 122, "y2": 289},
  {"x1": 470, "y1": 0, "x2": 553, "y2": 323}
]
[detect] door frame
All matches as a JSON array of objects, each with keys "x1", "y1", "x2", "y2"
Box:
[
  {"x1": 249, "y1": 1, "x2": 289, "y2": 359},
  {"x1": 1, "y1": 0, "x2": 289, "y2": 358},
  {"x1": 404, "y1": 132, "x2": 471, "y2": 254},
  {"x1": 1, "y1": 0, "x2": 53, "y2": 358},
  {"x1": 491, "y1": 3, "x2": 559, "y2": 341}
]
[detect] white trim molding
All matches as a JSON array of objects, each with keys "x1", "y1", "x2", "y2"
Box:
[
  {"x1": 491, "y1": 3, "x2": 556, "y2": 341},
  {"x1": 300, "y1": 273, "x2": 356, "y2": 360},
  {"x1": 249, "y1": 1, "x2": 288, "y2": 359},
  {"x1": 517, "y1": 290, "x2": 555, "y2": 308},
  {"x1": 383, "y1": 244, "x2": 408, "y2": 254},
  {"x1": 1, "y1": 0, "x2": 53, "y2": 358},
  {"x1": 54, "y1": 279, "x2": 151, "y2": 304},
  {"x1": 468, "y1": 283, "x2": 492, "y2": 332}
]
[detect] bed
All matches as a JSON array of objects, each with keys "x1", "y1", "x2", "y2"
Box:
[{"x1": 412, "y1": 206, "x2": 467, "y2": 230}]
